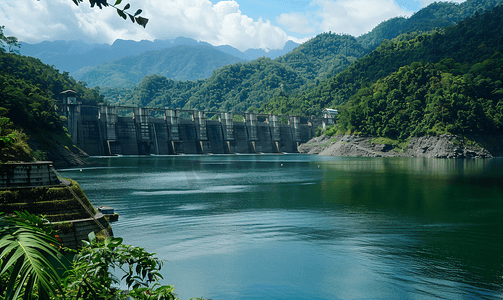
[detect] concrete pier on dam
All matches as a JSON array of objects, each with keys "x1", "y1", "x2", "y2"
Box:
[{"x1": 60, "y1": 104, "x2": 325, "y2": 156}]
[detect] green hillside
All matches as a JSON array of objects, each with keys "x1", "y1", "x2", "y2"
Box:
[
  {"x1": 118, "y1": 33, "x2": 370, "y2": 110},
  {"x1": 0, "y1": 52, "x2": 103, "y2": 164},
  {"x1": 357, "y1": 0, "x2": 503, "y2": 50},
  {"x1": 339, "y1": 58, "x2": 503, "y2": 139},
  {"x1": 276, "y1": 33, "x2": 367, "y2": 84},
  {"x1": 121, "y1": 57, "x2": 307, "y2": 111},
  {"x1": 327, "y1": 7, "x2": 503, "y2": 143},
  {"x1": 261, "y1": 4, "x2": 503, "y2": 117},
  {"x1": 74, "y1": 45, "x2": 246, "y2": 88}
]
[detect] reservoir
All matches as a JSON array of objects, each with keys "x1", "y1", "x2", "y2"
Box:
[{"x1": 59, "y1": 155, "x2": 503, "y2": 299}]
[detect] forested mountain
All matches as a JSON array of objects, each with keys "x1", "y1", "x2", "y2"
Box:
[
  {"x1": 114, "y1": 0, "x2": 503, "y2": 114},
  {"x1": 300, "y1": 6, "x2": 503, "y2": 143},
  {"x1": 276, "y1": 33, "x2": 367, "y2": 84},
  {"x1": 357, "y1": 0, "x2": 503, "y2": 50},
  {"x1": 0, "y1": 52, "x2": 103, "y2": 163},
  {"x1": 116, "y1": 32, "x2": 372, "y2": 110},
  {"x1": 262, "y1": 5, "x2": 503, "y2": 116},
  {"x1": 338, "y1": 57, "x2": 503, "y2": 139},
  {"x1": 122, "y1": 57, "x2": 307, "y2": 111},
  {"x1": 73, "y1": 46, "x2": 246, "y2": 88}
]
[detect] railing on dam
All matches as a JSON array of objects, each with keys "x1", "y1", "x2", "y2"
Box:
[{"x1": 59, "y1": 104, "x2": 328, "y2": 156}]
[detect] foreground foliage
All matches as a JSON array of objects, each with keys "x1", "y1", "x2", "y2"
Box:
[
  {"x1": 70, "y1": 0, "x2": 148, "y2": 28},
  {"x1": 0, "y1": 211, "x2": 64, "y2": 299},
  {"x1": 0, "y1": 211, "x2": 201, "y2": 299}
]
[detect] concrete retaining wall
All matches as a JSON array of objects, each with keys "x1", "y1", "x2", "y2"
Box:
[
  {"x1": 0, "y1": 177, "x2": 112, "y2": 249},
  {"x1": 0, "y1": 162, "x2": 61, "y2": 188},
  {"x1": 54, "y1": 214, "x2": 112, "y2": 249}
]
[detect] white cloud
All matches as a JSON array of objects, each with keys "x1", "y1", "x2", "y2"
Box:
[
  {"x1": 0, "y1": 0, "x2": 151, "y2": 44},
  {"x1": 144, "y1": 0, "x2": 289, "y2": 51},
  {"x1": 0, "y1": 0, "x2": 468, "y2": 51},
  {"x1": 0, "y1": 0, "x2": 290, "y2": 51},
  {"x1": 277, "y1": 12, "x2": 315, "y2": 34},
  {"x1": 312, "y1": 0, "x2": 409, "y2": 36},
  {"x1": 286, "y1": 35, "x2": 312, "y2": 45}
]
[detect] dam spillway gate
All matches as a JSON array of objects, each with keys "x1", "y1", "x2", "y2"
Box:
[{"x1": 60, "y1": 104, "x2": 324, "y2": 156}]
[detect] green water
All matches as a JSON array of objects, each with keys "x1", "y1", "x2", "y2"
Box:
[{"x1": 59, "y1": 155, "x2": 503, "y2": 299}]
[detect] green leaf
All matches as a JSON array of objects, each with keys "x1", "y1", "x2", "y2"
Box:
[
  {"x1": 135, "y1": 16, "x2": 149, "y2": 28},
  {"x1": 134, "y1": 9, "x2": 142, "y2": 16},
  {"x1": 0, "y1": 212, "x2": 66, "y2": 299},
  {"x1": 88, "y1": 231, "x2": 96, "y2": 242},
  {"x1": 114, "y1": 0, "x2": 122, "y2": 5},
  {"x1": 117, "y1": 9, "x2": 127, "y2": 20},
  {"x1": 124, "y1": 3, "x2": 130, "y2": 10},
  {"x1": 4, "y1": 258, "x2": 24, "y2": 300},
  {"x1": 22, "y1": 275, "x2": 36, "y2": 300}
]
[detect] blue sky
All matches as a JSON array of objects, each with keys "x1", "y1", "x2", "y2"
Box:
[{"x1": 0, "y1": 0, "x2": 464, "y2": 51}]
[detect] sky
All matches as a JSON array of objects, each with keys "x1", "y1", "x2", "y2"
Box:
[{"x1": 0, "y1": 0, "x2": 465, "y2": 52}]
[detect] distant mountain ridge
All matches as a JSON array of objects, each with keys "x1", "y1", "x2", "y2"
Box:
[
  {"x1": 73, "y1": 45, "x2": 247, "y2": 88},
  {"x1": 19, "y1": 37, "x2": 300, "y2": 74}
]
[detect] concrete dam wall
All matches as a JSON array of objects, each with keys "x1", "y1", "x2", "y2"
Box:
[{"x1": 62, "y1": 104, "x2": 323, "y2": 156}]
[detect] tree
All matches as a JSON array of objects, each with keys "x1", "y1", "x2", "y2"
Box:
[
  {"x1": 0, "y1": 26, "x2": 20, "y2": 54},
  {"x1": 0, "y1": 211, "x2": 203, "y2": 299},
  {"x1": 0, "y1": 109, "x2": 32, "y2": 163},
  {"x1": 64, "y1": 235, "x2": 177, "y2": 299},
  {"x1": 70, "y1": 0, "x2": 149, "y2": 28}
]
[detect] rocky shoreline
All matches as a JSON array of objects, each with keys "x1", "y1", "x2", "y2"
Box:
[{"x1": 298, "y1": 134, "x2": 503, "y2": 158}]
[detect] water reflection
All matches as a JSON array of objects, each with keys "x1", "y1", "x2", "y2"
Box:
[
  {"x1": 316, "y1": 157, "x2": 503, "y2": 299},
  {"x1": 59, "y1": 156, "x2": 503, "y2": 299},
  {"x1": 319, "y1": 157, "x2": 499, "y2": 176}
]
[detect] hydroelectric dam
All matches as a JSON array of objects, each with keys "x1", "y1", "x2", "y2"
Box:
[{"x1": 60, "y1": 103, "x2": 327, "y2": 156}]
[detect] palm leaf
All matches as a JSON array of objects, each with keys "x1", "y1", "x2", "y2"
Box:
[{"x1": 0, "y1": 211, "x2": 67, "y2": 299}]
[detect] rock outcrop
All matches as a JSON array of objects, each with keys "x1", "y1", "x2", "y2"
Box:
[
  {"x1": 47, "y1": 145, "x2": 91, "y2": 168},
  {"x1": 298, "y1": 134, "x2": 503, "y2": 158},
  {"x1": 28, "y1": 137, "x2": 92, "y2": 168}
]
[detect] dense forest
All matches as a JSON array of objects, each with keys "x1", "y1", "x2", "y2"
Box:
[
  {"x1": 120, "y1": 57, "x2": 308, "y2": 111},
  {"x1": 0, "y1": 52, "x2": 103, "y2": 162},
  {"x1": 276, "y1": 33, "x2": 367, "y2": 84},
  {"x1": 114, "y1": 33, "x2": 373, "y2": 110},
  {"x1": 338, "y1": 58, "x2": 503, "y2": 138},
  {"x1": 332, "y1": 8, "x2": 503, "y2": 142},
  {"x1": 356, "y1": 0, "x2": 503, "y2": 49}
]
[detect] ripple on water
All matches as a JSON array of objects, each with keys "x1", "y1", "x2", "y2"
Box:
[
  {"x1": 131, "y1": 185, "x2": 251, "y2": 195},
  {"x1": 174, "y1": 204, "x2": 211, "y2": 211}
]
